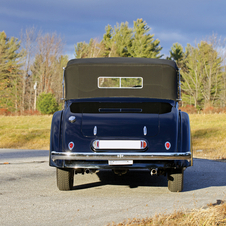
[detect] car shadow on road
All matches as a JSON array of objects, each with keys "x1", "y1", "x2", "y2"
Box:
[
  {"x1": 73, "y1": 169, "x2": 167, "y2": 190},
  {"x1": 73, "y1": 159, "x2": 226, "y2": 192},
  {"x1": 183, "y1": 158, "x2": 226, "y2": 192}
]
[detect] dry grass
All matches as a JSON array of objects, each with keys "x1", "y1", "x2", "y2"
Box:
[
  {"x1": 190, "y1": 114, "x2": 226, "y2": 159},
  {"x1": 110, "y1": 201, "x2": 226, "y2": 226},
  {"x1": 0, "y1": 114, "x2": 226, "y2": 160},
  {"x1": 0, "y1": 115, "x2": 52, "y2": 150}
]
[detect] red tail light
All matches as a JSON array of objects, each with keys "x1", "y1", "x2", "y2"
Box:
[
  {"x1": 141, "y1": 140, "x2": 147, "y2": 149},
  {"x1": 165, "y1": 141, "x2": 171, "y2": 150}
]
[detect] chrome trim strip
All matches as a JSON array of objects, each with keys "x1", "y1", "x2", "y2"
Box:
[
  {"x1": 98, "y1": 77, "x2": 143, "y2": 89},
  {"x1": 143, "y1": 126, "x2": 147, "y2": 136},
  {"x1": 51, "y1": 151, "x2": 191, "y2": 161},
  {"x1": 68, "y1": 116, "x2": 76, "y2": 123},
  {"x1": 61, "y1": 67, "x2": 65, "y2": 100},
  {"x1": 93, "y1": 126, "x2": 97, "y2": 136},
  {"x1": 177, "y1": 68, "x2": 182, "y2": 102}
]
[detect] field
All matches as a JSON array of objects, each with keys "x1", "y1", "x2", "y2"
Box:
[
  {"x1": 0, "y1": 114, "x2": 226, "y2": 159},
  {"x1": 0, "y1": 115, "x2": 52, "y2": 150},
  {"x1": 190, "y1": 114, "x2": 226, "y2": 159}
]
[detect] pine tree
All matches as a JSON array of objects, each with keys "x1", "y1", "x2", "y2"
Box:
[
  {"x1": 129, "y1": 19, "x2": 162, "y2": 58},
  {"x1": 102, "y1": 25, "x2": 115, "y2": 57},
  {"x1": 102, "y1": 22, "x2": 132, "y2": 57},
  {"x1": 112, "y1": 22, "x2": 132, "y2": 57},
  {"x1": 0, "y1": 31, "x2": 24, "y2": 112},
  {"x1": 75, "y1": 19, "x2": 163, "y2": 59},
  {"x1": 167, "y1": 43, "x2": 184, "y2": 68}
]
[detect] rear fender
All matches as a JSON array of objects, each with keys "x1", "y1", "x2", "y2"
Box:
[
  {"x1": 49, "y1": 110, "x2": 63, "y2": 167},
  {"x1": 180, "y1": 111, "x2": 193, "y2": 166}
]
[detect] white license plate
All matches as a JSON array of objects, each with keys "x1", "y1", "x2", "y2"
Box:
[
  {"x1": 99, "y1": 140, "x2": 141, "y2": 149},
  {"x1": 108, "y1": 160, "x2": 133, "y2": 165}
]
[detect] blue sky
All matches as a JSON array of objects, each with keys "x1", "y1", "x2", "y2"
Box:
[{"x1": 1, "y1": 0, "x2": 226, "y2": 59}]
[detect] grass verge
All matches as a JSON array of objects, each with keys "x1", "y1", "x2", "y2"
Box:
[
  {"x1": 0, "y1": 115, "x2": 52, "y2": 150},
  {"x1": 190, "y1": 114, "x2": 226, "y2": 159},
  {"x1": 110, "y1": 201, "x2": 226, "y2": 226}
]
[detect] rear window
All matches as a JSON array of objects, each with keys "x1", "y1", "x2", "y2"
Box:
[
  {"x1": 98, "y1": 77, "x2": 143, "y2": 89},
  {"x1": 70, "y1": 102, "x2": 172, "y2": 114}
]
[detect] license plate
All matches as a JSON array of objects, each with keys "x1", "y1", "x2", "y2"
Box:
[{"x1": 108, "y1": 160, "x2": 133, "y2": 165}]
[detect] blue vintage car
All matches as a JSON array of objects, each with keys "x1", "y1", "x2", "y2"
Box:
[{"x1": 49, "y1": 58, "x2": 192, "y2": 192}]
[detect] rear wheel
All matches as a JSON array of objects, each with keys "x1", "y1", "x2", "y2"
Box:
[
  {"x1": 56, "y1": 168, "x2": 74, "y2": 191},
  {"x1": 167, "y1": 168, "x2": 184, "y2": 192}
]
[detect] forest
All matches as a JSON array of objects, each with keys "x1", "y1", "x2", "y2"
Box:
[{"x1": 0, "y1": 19, "x2": 225, "y2": 114}]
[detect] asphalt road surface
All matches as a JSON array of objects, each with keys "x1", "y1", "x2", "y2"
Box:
[{"x1": 0, "y1": 149, "x2": 226, "y2": 226}]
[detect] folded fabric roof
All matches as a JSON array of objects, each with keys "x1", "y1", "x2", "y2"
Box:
[{"x1": 65, "y1": 57, "x2": 179, "y2": 100}]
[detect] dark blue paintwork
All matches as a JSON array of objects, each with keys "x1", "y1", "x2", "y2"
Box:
[
  {"x1": 49, "y1": 110, "x2": 63, "y2": 167},
  {"x1": 49, "y1": 97, "x2": 192, "y2": 169}
]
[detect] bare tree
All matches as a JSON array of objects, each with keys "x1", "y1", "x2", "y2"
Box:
[
  {"x1": 31, "y1": 32, "x2": 66, "y2": 107},
  {"x1": 20, "y1": 27, "x2": 38, "y2": 111},
  {"x1": 181, "y1": 41, "x2": 223, "y2": 109}
]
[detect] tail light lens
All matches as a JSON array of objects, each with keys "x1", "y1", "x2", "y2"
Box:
[{"x1": 141, "y1": 140, "x2": 147, "y2": 149}]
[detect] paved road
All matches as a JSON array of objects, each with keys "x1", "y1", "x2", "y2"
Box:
[{"x1": 0, "y1": 149, "x2": 226, "y2": 226}]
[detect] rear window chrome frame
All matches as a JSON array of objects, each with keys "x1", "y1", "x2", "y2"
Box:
[{"x1": 98, "y1": 77, "x2": 143, "y2": 89}]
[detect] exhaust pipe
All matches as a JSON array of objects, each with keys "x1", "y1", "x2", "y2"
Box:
[
  {"x1": 150, "y1": 168, "x2": 158, "y2": 176},
  {"x1": 74, "y1": 168, "x2": 84, "y2": 174},
  {"x1": 85, "y1": 169, "x2": 97, "y2": 174},
  {"x1": 75, "y1": 169, "x2": 97, "y2": 174}
]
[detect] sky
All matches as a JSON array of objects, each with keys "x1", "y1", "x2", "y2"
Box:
[{"x1": 1, "y1": 0, "x2": 226, "y2": 59}]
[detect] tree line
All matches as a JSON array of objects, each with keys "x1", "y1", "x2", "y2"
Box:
[
  {"x1": 0, "y1": 19, "x2": 225, "y2": 114},
  {"x1": 0, "y1": 28, "x2": 68, "y2": 113}
]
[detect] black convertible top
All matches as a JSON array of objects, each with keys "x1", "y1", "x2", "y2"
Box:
[{"x1": 65, "y1": 57, "x2": 179, "y2": 100}]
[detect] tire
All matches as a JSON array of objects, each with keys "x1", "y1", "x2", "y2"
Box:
[
  {"x1": 167, "y1": 168, "x2": 184, "y2": 192},
  {"x1": 56, "y1": 168, "x2": 74, "y2": 191}
]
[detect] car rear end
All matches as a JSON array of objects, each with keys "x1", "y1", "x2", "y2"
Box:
[{"x1": 49, "y1": 58, "x2": 192, "y2": 192}]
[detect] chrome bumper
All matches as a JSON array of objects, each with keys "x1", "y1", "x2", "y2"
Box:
[{"x1": 51, "y1": 151, "x2": 192, "y2": 161}]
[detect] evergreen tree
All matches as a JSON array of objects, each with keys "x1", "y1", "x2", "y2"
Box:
[
  {"x1": 102, "y1": 22, "x2": 132, "y2": 57},
  {"x1": 0, "y1": 31, "x2": 24, "y2": 112},
  {"x1": 167, "y1": 43, "x2": 184, "y2": 69},
  {"x1": 112, "y1": 22, "x2": 132, "y2": 57},
  {"x1": 75, "y1": 19, "x2": 163, "y2": 59},
  {"x1": 37, "y1": 92, "x2": 59, "y2": 114},
  {"x1": 102, "y1": 25, "x2": 115, "y2": 57},
  {"x1": 129, "y1": 19, "x2": 162, "y2": 58}
]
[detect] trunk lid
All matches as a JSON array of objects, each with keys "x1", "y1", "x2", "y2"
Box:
[{"x1": 81, "y1": 113, "x2": 159, "y2": 137}]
